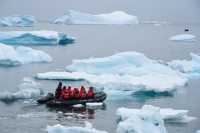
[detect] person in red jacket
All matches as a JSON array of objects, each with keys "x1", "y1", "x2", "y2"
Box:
[
  {"x1": 67, "y1": 86, "x2": 74, "y2": 99},
  {"x1": 87, "y1": 87, "x2": 94, "y2": 99},
  {"x1": 61, "y1": 86, "x2": 70, "y2": 100},
  {"x1": 79, "y1": 86, "x2": 87, "y2": 99},
  {"x1": 73, "y1": 88, "x2": 80, "y2": 99}
]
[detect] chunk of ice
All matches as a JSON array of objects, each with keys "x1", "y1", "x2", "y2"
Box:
[
  {"x1": 36, "y1": 52, "x2": 187, "y2": 93},
  {"x1": 0, "y1": 15, "x2": 36, "y2": 27},
  {"x1": 53, "y1": 10, "x2": 139, "y2": 25},
  {"x1": 0, "y1": 78, "x2": 43, "y2": 101},
  {"x1": 116, "y1": 105, "x2": 195, "y2": 123},
  {"x1": 46, "y1": 121, "x2": 108, "y2": 133},
  {"x1": 0, "y1": 30, "x2": 74, "y2": 45},
  {"x1": 169, "y1": 53, "x2": 200, "y2": 73},
  {"x1": 169, "y1": 34, "x2": 196, "y2": 42},
  {"x1": 116, "y1": 105, "x2": 167, "y2": 133},
  {"x1": 0, "y1": 43, "x2": 52, "y2": 66}
]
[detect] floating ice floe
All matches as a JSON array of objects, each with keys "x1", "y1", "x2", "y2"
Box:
[
  {"x1": 46, "y1": 121, "x2": 108, "y2": 133},
  {"x1": 53, "y1": 10, "x2": 139, "y2": 25},
  {"x1": 36, "y1": 52, "x2": 187, "y2": 94},
  {"x1": 168, "y1": 53, "x2": 200, "y2": 73},
  {"x1": 0, "y1": 43, "x2": 52, "y2": 66},
  {"x1": 0, "y1": 15, "x2": 36, "y2": 27},
  {"x1": 86, "y1": 102, "x2": 104, "y2": 109},
  {"x1": 0, "y1": 30, "x2": 74, "y2": 45},
  {"x1": 169, "y1": 34, "x2": 196, "y2": 42},
  {"x1": 116, "y1": 105, "x2": 195, "y2": 124},
  {"x1": 116, "y1": 105, "x2": 167, "y2": 133},
  {"x1": 0, "y1": 78, "x2": 43, "y2": 102},
  {"x1": 73, "y1": 104, "x2": 84, "y2": 108}
]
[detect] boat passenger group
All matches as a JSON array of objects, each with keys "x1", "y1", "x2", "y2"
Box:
[{"x1": 55, "y1": 82, "x2": 95, "y2": 100}]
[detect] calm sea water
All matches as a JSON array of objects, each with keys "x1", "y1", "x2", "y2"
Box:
[{"x1": 0, "y1": 0, "x2": 200, "y2": 133}]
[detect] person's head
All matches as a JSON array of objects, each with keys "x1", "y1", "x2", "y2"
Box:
[
  {"x1": 89, "y1": 87, "x2": 94, "y2": 91},
  {"x1": 68, "y1": 86, "x2": 71, "y2": 90},
  {"x1": 58, "y1": 82, "x2": 62, "y2": 87},
  {"x1": 63, "y1": 86, "x2": 67, "y2": 90}
]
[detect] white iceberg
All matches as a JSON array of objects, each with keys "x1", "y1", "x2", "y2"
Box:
[
  {"x1": 116, "y1": 105, "x2": 195, "y2": 123},
  {"x1": 0, "y1": 78, "x2": 43, "y2": 101},
  {"x1": 116, "y1": 105, "x2": 167, "y2": 133},
  {"x1": 196, "y1": 130, "x2": 200, "y2": 133},
  {"x1": 0, "y1": 15, "x2": 36, "y2": 27},
  {"x1": 37, "y1": 52, "x2": 187, "y2": 93},
  {"x1": 46, "y1": 121, "x2": 108, "y2": 133},
  {"x1": 53, "y1": 10, "x2": 139, "y2": 25},
  {"x1": 0, "y1": 30, "x2": 74, "y2": 45},
  {"x1": 169, "y1": 34, "x2": 196, "y2": 42},
  {"x1": 0, "y1": 43, "x2": 52, "y2": 66},
  {"x1": 168, "y1": 53, "x2": 200, "y2": 74}
]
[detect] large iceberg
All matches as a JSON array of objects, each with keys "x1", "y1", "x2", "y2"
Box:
[
  {"x1": 116, "y1": 105, "x2": 195, "y2": 124},
  {"x1": 116, "y1": 105, "x2": 167, "y2": 133},
  {"x1": 53, "y1": 10, "x2": 139, "y2": 25},
  {"x1": 46, "y1": 121, "x2": 108, "y2": 133},
  {"x1": 0, "y1": 43, "x2": 52, "y2": 66},
  {"x1": 36, "y1": 52, "x2": 187, "y2": 93},
  {"x1": 0, "y1": 15, "x2": 36, "y2": 27},
  {"x1": 0, "y1": 31, "x2": 75, "y2": 45},
  {"x1": 169, "y1": 34, "x2": 196, "y2": 42},
  {"x1": 0, "y1": 78, "x2": 43, "y2": 102}
]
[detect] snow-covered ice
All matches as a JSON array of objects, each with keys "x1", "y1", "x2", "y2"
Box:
[
  {"x1": 53, "y1": 10, "x2": 139, "y2": 25},
  {"x1": 169, "y1": 34, "x2": 196, "y2": 42},
  {"x1": 0, "y1": 43, "x2": 52, "y2": 66},
  {"x1": 0, "y1": 30, "x2": 75, "y2": 45},
  {"x1": 168, "y1": 53, "x2": 200, "y2": 76},
  {"x1": 0, "y1": 15, "x2": 36, "y2": 27},
  {"x1": 46, "y1": 121, "x2": 108, "y2": 133},
  {"x1": 116, "y1": 105, "x2": 195, "y2": 123},
  {"x1": 36, "y1": 52, "x2": 187, "y2": 94},
  {"x1": 116, "y1": 105, "x2": 167, "y2": 133},
  {"x1": 0, "y1": 78, "x2": 43, "y2": 101}
]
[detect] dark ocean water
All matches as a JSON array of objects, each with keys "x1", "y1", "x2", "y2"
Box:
[{"x1": 0, "y1": 0, "x2": 200, "y2": 133}]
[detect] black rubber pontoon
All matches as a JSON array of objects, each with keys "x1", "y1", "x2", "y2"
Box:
[{"x1": 37, "y1": 91, "x2": 107, "y2": 107}]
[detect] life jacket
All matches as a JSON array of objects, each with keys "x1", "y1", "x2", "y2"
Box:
[
  {"x1": 79, "y1": 86, "x2": 87, "y2": 99},
  {"x1": 61, "y1": 87, "x2": 70, "y2": 100},
  {"x1": 73, "y1": 88, "x2": 79, "y2": 99},
  {"x1": 87, "y1": 87, "x2": 94, "y2": 98},
  {"x1": 67, "y1": 86, "x2": 74, "y2": 99}
]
